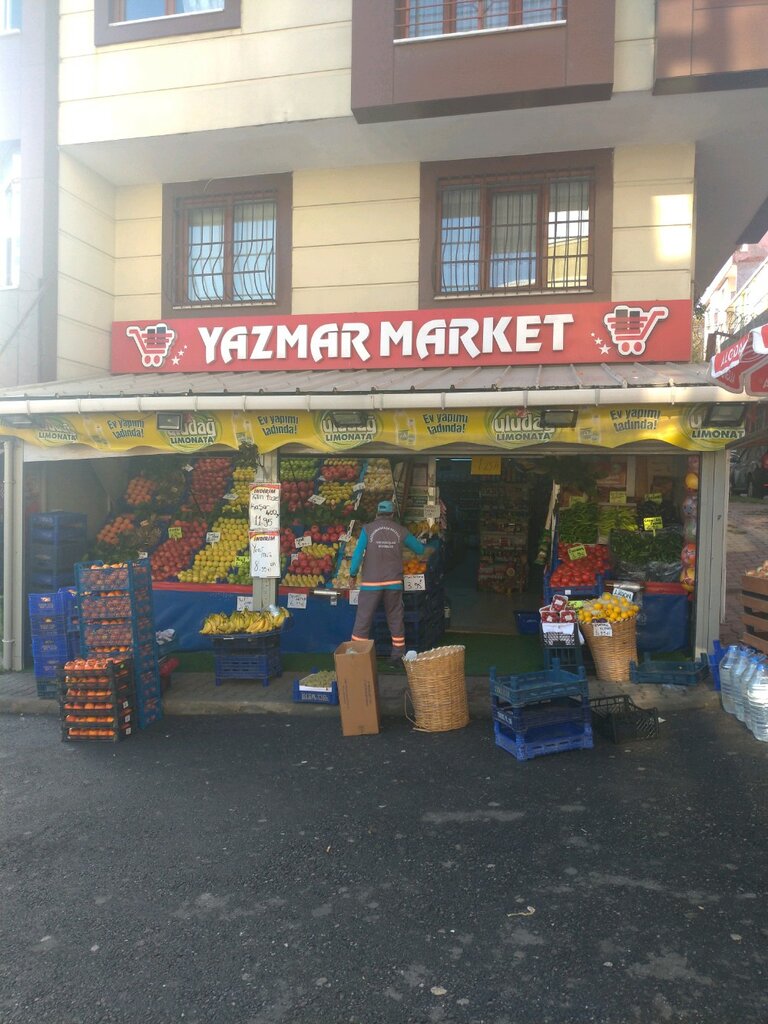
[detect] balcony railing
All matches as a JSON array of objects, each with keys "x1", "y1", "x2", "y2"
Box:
[{"x1": 395, "y1": 0, "x2": 566, "y2": 40}]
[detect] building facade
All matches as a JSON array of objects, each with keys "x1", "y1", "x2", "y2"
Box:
[{"x1": 2, "y1": 0, "x2": 768, "y2": 669}]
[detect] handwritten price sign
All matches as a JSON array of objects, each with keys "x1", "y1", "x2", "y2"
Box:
[{"x1": 249, "y1": 484, "x2": 280, "y2": 531}]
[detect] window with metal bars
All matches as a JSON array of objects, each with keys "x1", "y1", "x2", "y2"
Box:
[
  {"x1": 163, "y1": 174, "x2": 291, "y2": 315},
  {"x1": 174, "y1": 194, "x2": 277, "y2": 307},
  {"x1": 436, "y1": 170, "x2": 592, "y2": 296},
  {"x1": 395, "y1": 0, "x2": 566, "y2": 39}
]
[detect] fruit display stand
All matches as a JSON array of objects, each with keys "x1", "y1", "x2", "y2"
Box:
[
  {"x1": 76, "y1": 559, "x2": 162, "y2": 728},
  {"x1": 199, "y1": 608, "x2": 290, "y2": 686},
  {"x1": 60, "y1": 656, "x2": 136, "y2": 743}
]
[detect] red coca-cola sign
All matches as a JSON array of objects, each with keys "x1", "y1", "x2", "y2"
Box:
[{"x1": 111, "y1": 301, "x2": 692, "y2": 374}]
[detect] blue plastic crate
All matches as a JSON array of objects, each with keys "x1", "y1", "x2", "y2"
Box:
[
  {"x1": 29, "y1": 591, "x2": 73, "y2": 618},
  {"x1": 34, "y1": 651, "x2": 66, "y2": 679},
  {"x1": 28, "y1": 613, "x2": 68, "y2": 639},
  {"x1": 708, "y1": 640, "x2": 725, "y2": 692},
  {"x1": 30, "y1": 512, "x2": 86, "y2": 542},
  {"x1": 493, "y1": 718, "x2": 594, "y2": 762},
  {"x1": 30, "y1": 569, "x2": 76, "y2": 591},
  {"x1": 214, "y1": 650, "x2": 281, "y2": 686},
  {"x1": 489, "y1": 663, "x2": 588, "y2": 708},
  {"x1": 629, "y1": 653, "x2": 710, "y2": 688},
  {"x1": 492, "y1": 697, "x2": 590, "y2": 734},
  {"x1": 36, "y1": 679, "x2": 60, "y2": 701},
  {"x1": 29, "y1": 540, "x2": 86, "y2": 572},
  {"x1": 292, "y1": 676, "x2": 339, "y2": 705},
  {"x1": 75, "y1": 559, "x2": 152, "y2": 594},
  {"x1": 32, "y1": 635, "x2": 69, "y2": 659},
  {"x1": 66, "y1": 633, "x2": 81, "y2": 659},
  {"x1": 515, "y1": 611, "x2": 540, "y2": 635},
  {"x1": 543, "y1": 571, "x2": 605, "y2": 605}
]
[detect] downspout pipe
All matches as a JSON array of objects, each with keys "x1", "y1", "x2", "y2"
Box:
[{"x1": 2, "y1": 439, "x2": 15, "y2": 672}]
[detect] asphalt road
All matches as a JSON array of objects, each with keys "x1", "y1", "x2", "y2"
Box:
[{"x1": 1, "y1": 708, "x2": 767, "y2": 1024}]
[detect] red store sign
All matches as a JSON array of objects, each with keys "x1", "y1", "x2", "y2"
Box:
[{"x1": 111, "y1": 301, "x2": 692, "y2": 374}]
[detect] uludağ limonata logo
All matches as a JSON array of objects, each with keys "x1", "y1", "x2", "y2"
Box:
[{"x1": 126, "y1": 322, "x2": 176, "y2": 368}]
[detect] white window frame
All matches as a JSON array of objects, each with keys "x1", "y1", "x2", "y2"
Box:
[{"x1": 1, "y1": 148, "x2": 21, "y2": 290}]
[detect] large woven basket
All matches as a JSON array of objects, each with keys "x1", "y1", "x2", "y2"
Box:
[
  {"x1": 582, "y1": 617, "x2": 638, "y2": 683},
  {"x1": 403, "y1": 644, "x2": 469, "y2": 733}
]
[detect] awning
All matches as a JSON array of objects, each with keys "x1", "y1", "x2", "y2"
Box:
[{"x1": 709, "y1": 325, "x2": 768, "y2": 395}]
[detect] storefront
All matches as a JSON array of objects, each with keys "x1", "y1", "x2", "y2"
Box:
[{"x1": 0, "y1": 301, "x2": 750, "y2": 671}]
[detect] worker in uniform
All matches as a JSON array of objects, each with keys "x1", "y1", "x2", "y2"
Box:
[{"x1": 349, "y1": 500, "x2": 430, "y2": 664}]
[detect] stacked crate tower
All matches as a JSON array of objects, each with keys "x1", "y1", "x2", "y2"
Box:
[
  {"x1": 28, "y1": 589, "x2": 80, "y2": 699},
  {"x1": 75, "y1": 558, "x2": 162, "y2": 727},
  {"x1": 28, "y1": 512, "x2": 87, "y2": 593},
  {"x1": 60, "y1": 656, "x2": 136, "y2": 743},
  {"x1": 489, "y1": 662, "x2": 593, "y2": 762}
]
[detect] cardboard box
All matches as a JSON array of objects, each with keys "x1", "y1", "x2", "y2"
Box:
[{"x1": 333, "y1": 639, "x2": 380, "y2": 736}]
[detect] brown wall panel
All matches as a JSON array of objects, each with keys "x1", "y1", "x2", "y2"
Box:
[
  {"x1": 656, "y1": 0, "x2": 768, "y2": 91},
  {"x1": 351, "y1": 0, "x2": 614, "y2": 123}
]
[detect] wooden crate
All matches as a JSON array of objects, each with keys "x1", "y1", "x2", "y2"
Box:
[{"x1": 741, "y1": 574, "x2": 768, "y2": 655}]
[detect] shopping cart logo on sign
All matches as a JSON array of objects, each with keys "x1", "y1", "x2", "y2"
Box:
[
  {"x1": 125, "y1": 323, "x2": 176, "y2": 368},
  {"x1": 602, "y1": 305, "x2": 669, "y2": 357}
]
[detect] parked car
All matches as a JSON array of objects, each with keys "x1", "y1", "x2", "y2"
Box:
[{"x1": 730, "y1": 447, "x2": 768, "y2": 498}]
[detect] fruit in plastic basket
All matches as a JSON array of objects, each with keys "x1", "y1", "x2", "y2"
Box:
[
  {"x1": 282, "y1": 573, "x2": 325, "y2": 587},
  {"x1": 680, "y1": 566, "x2": 695, "y2": 592},
  {"x1": 280, "y1": 478, "x2": 316, "y2": 512},
  {"x1": 177, "y1": 515, "x2": 248, "y2": 583},
  {"x1": 281, "y1": 458, "x2": 318, "y2": 479},
  {"x1": 97, "y1": 514, "x2": 136, "y2": 546},
  {"x1": 577, "y1": 593, "x2": 638, "y2": 624},
  {"x1": 403, "y1": 558, "x2": 427, "y2": 574}
]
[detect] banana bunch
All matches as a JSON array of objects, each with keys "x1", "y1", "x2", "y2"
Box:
[{"x1": 200, "y1": 608, "x2": 291, "y2": 635}]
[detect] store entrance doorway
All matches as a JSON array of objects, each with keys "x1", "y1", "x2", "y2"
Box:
[{"x1": 436, "y1": 457, "x2": 550, "y2": 635}]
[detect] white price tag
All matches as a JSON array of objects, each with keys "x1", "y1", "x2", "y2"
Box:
[
  {"x1": 290, "y1": 552, "x2": 299, "y2": 564},
  {"x1": 423, "y1": 504, "x2": 440, "y2": 519},
  {"x1": 403, "y1": 574, "x2": 426, "y2": 592},
  {"x1": 223, "y1": 491, "x2": 238, "y2": 501},
  {"x1": 287, "y1": 592, "x2": 307, "y2": 609},
  {"x1": 340, "y1": 532, "x2": 351, "y2": 543},
  {"x1": 307, "y1": 494, "x2": 326, "y2": 505},
  {"x1": 236, "y1": 596, "x2": 254, "y2": 611},
  {"x1": 593, "y1": 622, "x2": 613, "y2": 637},
  {"x1": 183, "y1": 464, "x2": 194, "y2": 472},
  {"x1": 295, "y1": 536, "x2": 312, "y2": 549},
  {"x1": 349, "y1": 589, "x2": 360, "y2": 606},
  {"x1": 613, "y1": 587, "x2": 635, "y2": 602},
  {"x1": 248, "y1": 484, "x2": 280, "y2": 531},
  {"x1": 352, "y1": 482, "x2": 365, "y2": 492},
  {"x1": 206, "y1": 531, "x2": 221, "y2": 544},
  {"x1": 138, "y1": 551, "x2": 148, "y2": 560}
]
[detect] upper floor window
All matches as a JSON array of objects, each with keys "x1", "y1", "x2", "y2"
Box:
[
  {"x1": 1, "y1": 146, "x2": 21, "y2": 289},
  {"x1": 162, "y1": 174, "x2": 292, "y2": 317},
  {"x1": 95, "y1": 0, "x2": 239, "y2": 45},
  {"x1": 0, "y1": 0, "x2": 21, "y2": 32},
  {"x1": 419, "y1": 152, "x2": 613, "y2": 306},
  {"x1": 396, "y1": 0, "x2": 566, "y2": 40}
]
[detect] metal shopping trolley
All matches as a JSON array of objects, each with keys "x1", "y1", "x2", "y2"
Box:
[
  {"x1": 126, "y1": 323, "x2": 176, "y2": 368},
  {"x1": 603, "y1": 305, "x2": 669, "y2": 357}
]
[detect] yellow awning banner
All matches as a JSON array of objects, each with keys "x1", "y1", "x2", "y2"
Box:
[{"x1": 0, "y1": 405, "x2": 743, "y2": 454}]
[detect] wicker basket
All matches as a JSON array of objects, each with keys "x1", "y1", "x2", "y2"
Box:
[
  {"x1": 582, "y1": 617, "x2": 638, "y2": 683},
  {"x1": 403, "y1": 644, "x2": 469, "y2": 733}
]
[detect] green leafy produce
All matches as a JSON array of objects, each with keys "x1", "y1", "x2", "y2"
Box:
[
  {"x1": 598, "y1": 504, "x2": 637, "y2": 536},
  {"x1": 557, "y1": 502, "x2": 598, "y2": 543},
  {"x1": 610, "y1": 528, "x2": 682, "y2": 563}
]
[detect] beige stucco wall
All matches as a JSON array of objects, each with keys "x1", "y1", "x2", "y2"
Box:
[
  {"x1": 59, "y1": 1, "x2": 352, "y2": 145},
  {"x1": 57, "y1": 153, "x2": 116, "y2": 378},
  {"x1": 59, "y1": 145, "x2": 694, "y2": 373},
  {"x1": 614, "y1": 0, "x2": 656, "y2": 93},
  {"x1": 612, "y1": 144, "x2": 695, "y2": 302}
]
